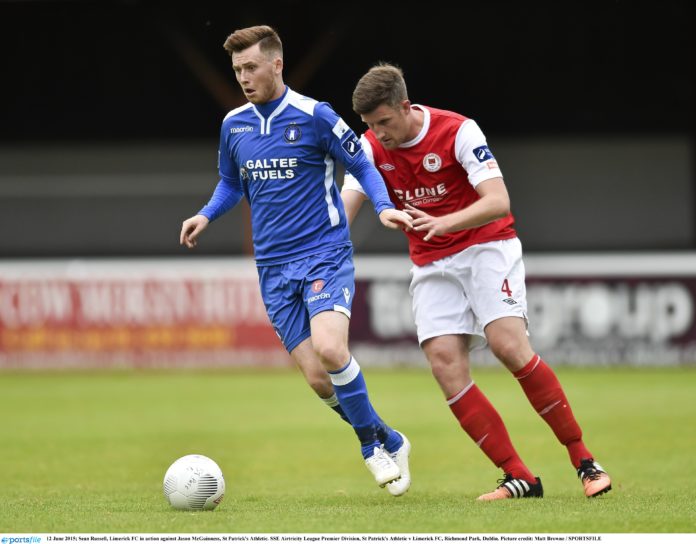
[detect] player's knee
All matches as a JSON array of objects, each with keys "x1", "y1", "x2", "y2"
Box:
[
  {"x1": 426, "y1": 343, "x2": 460, "y2": 371},
  {"x1": 314, "y1": 341, "x2": 350, "y2": 369},
  {"x1": 430, "y1": 361, "x2": 470, "y2": 387},
  {"x1": 489, "y1": 337, "x2": 526, "y2": 369}
]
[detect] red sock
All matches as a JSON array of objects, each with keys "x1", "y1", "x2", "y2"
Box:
[
  {"x1": 448, "y1": 382, "x2": 535, "y2": 483},
  {"x1": 514, "y1": 355, "x2": 593, "y2": 467}
]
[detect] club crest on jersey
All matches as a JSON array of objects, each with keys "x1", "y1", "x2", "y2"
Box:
[
  {"x1": 423, "y1": 153, "x2": 442, "y2": 172},
  {"x1": 473, "y1": 145, "x2": 494, "y2": 163},
  {"x1": 283, "y1": 124, "x2": 301, "y2": 143}
]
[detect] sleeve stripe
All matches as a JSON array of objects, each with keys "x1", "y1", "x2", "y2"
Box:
[{"x1": 323, "y1": 154, "x2": 340, "y2": 226}]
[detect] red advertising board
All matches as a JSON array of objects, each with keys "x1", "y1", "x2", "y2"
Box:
[
  {"x1": 2, "y1": 256, "x2": 696, "y2": 368},
  {"x1": 0, "y1": 261, "x2": 288, "y2": 368}
]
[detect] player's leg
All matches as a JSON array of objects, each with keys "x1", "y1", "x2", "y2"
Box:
[
  {"x1": 474, "y1": 238, "x2": 611, "y2": 497},
  {"x1": 290, "y1": 337, "x2": 398, "y2": 451},
  {"x1": 290, "y1": 339, "x2": 351, "y2": 423},
  {"x1": 486, "y1": 317, "x2": 588, "y2": 453},
  {"x1": 486, "y1": 317, "x2": 611, "y2": 496},
  {"x1": 310, "y1": 310, "x2": 401, "y2": 487},
  {"x1": 256, "y1": 261, "x2": 350, "y2": 428},
  {"x1": 258, "y1": 258, "x2": 401, "y2": 489},
  {"x1": 289, "y1": 314, "x2": 408, "y2": 487},
  {"x1": 259, "y1": 259, "x2": 344, "y2": 424},
  {"x1": 303, "y1": 246, "x2": 407, "y2": 491},
  {"x1": 422, "y1": 333, "x2": 540, "y2": 500},
  {"x1": 411, "y1": 257, "x2": 540, "y2": 500}
]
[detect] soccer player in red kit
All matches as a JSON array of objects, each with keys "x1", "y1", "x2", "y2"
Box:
[{"x1": 341, "y1": 63, "x2": 612, "y2": 500}]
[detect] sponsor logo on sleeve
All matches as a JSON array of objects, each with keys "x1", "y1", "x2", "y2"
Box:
[
  {"x1": 473, "y1": 145, "x2": 495, "y2": 163},
  {"x1": 332, "y1": 118, "x2": 350, "y2": 139},
  {"x1": 312, "y1": 280, "x2": 325, "y2": 293},
  {"x1": 341, "y1": 134, "x2": 361, "y2": 158}
]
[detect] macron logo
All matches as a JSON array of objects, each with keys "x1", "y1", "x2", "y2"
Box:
[
  {"x1": 308, "y1": 292, "x2": 331, "y2": 304},
  {"x1": 230, "y1": 126, "x2": 254, "y2": 134}
]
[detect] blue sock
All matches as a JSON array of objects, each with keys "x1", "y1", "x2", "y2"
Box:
[
  {"x1": 329, "y1": 356, "x2": 382, "y2": 459},
  {"x1": 325, "y1": 393, "x2": 402, "y2": 451},
  {"x1": 371, "y1": 408, "x2": 404, "y2": 453}
]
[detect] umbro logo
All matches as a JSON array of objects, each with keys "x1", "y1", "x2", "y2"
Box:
[{"x1": 379, "y1": 163, "x2": 396, "y2": 171}]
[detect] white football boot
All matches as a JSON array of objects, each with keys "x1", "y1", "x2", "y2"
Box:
[
  {"x1": 386, "y1": 431, "x2": 411, "y2": 496},
  {"x1": 365, "y1": 446, "x2": 400, "y2": 486}
]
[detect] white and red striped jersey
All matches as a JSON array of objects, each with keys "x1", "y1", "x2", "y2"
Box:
[{"x1": 343, "y1": 105, "x2": 516, "y2": 266}]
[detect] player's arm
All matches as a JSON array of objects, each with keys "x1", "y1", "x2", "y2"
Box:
[
  {"x1": 180, "y1": 176, "x2": 244, "y2": 248},
  {"x1": 315, "y1": 103, "x2": 411, "y2": 231},
  {"x1": 407, "y1": 178, "x2": 509, "y2": 241},
  {"x1": 340, "y1": 134, "x2": 371, "y2": 226},
  {"x1": 180, "y1": 123, "x2": 244, "y2": 249},
  {"x1": 343, "y1": 151, "x2": 411, "y2": 230},
  {"x1": 406, "y1": 119, "x2": 509, "y2": 241}
]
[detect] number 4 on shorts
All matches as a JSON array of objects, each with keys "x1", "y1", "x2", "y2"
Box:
[{"x1": 501, "y1": 279, "x2": 512, "y2": 297}]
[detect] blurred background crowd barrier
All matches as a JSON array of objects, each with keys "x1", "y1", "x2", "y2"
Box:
[{"x1": 1, "y1": 255, "x2": 695, "y2": 368}]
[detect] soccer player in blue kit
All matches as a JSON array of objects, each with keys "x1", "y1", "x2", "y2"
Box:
[{"x1": 180, "y1": 26, "x2": 413, "y2": 495}]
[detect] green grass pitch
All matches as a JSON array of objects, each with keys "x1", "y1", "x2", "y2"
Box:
[{"x1": 1, "y1": 366, "x2": 695, "y2": 533}]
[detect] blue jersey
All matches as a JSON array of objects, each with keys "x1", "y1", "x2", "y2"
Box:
[{"x1": 198, "y1": 87, "x2": 394, "y2": 265}]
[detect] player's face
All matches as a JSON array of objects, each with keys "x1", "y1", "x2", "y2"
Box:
[
  {"x1": 361, "y1": 102, "x2": 411, "y2": 150},
  {"x1": 232, "y1": 43, "x2": 284, "y2": 104}
]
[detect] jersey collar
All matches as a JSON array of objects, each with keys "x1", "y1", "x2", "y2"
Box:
[
  {"x1": 399, "y1": 105, "x2": 430, "y2": 148},
  {"x1": 251, "y1": 86, "x2": 292, "y2": 135}
]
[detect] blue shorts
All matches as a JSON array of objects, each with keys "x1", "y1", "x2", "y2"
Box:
[{"x1": 257, "y1": 244, "x2": 355, "y2": 353}]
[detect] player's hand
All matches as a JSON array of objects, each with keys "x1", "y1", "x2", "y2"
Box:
[
  {"x1": 405, "y1": 203, "x2": 449, "y2": 242},
  {"x1": 180, "y1": 215, "x2": 210, "y2": 249},
  {"x1": 378, "y1": 208, "x2": 413, "y2": 231}
]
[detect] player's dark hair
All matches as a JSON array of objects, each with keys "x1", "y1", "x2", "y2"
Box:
[
  {"x1": 223, "y1": 25, "x2": 283, "y2": 59},
  {"x1": 352, "y1": 63, "x2": 408, "y2": 115}
]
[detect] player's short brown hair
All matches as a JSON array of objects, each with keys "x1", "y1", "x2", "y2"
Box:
[
  {"x1": 223, "y1": 25, "x2": 283, "y2": 59},
  {"x1": 352, "y1": 63, "x2": 408, "y2": 115}
]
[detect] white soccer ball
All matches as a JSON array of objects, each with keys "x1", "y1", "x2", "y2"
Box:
[{"x1": 163, "y1": 454, "x2": 225, "y2": 510}]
